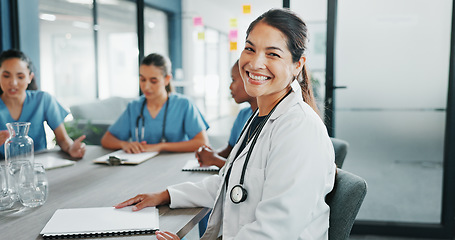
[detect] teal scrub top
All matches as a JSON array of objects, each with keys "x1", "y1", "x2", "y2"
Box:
[
  {"x1": 108, "y1": 93, "x2": 209, "y2": 143},
  {"x1": 0, "y1": 91, "x2": 69, "y2": 158}
]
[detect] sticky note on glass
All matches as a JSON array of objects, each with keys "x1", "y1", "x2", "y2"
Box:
[
  {"x1": 243, "y1": 5, "x2": 251, "y2": 14},
  {"x1": 229, "y1": 30, "x2": 238, "y2": 41},
  {"x1": 230, "y1": 41, "x2": 237, "y2": 51},
  {"x1": 229, "y1": 18, "x2": 238, "y2": 28},
  {"x1": 193, "y1": 16, "x2": 203, "y2": 27},
  {"x1": 197, "y1": 32, "x2": 205, "y2": 40}
]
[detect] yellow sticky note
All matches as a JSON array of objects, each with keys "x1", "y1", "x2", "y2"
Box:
[
  {"x1": 229, "y1": 18, "x2": 238, "y2": 28},
  {"x1": 243, "y1": 5, "x2": 251, "y2": 14},
  {"x1": 197, "y1": 32, "x2": 205, "y2": 40},
  {"x1": 230, "y1": 41, "x2": 237, "y2": 51}
]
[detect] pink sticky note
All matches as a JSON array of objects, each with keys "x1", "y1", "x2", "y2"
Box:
[
  {"x1": 193, "y1": 17, "x2": 203, "y2": 27},
  {"x1": 229, "y1": 30, "x2": 238, "y2": 41}
]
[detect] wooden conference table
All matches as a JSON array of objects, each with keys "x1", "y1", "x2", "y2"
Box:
[{"x1": 0, "y1": 145, "x2": 214, "y2": 240}]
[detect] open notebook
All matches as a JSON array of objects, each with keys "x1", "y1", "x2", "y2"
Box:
[
  {"x1": 40, "y1": 206, "x2": 159, "y2": 238},
  {"x1": 93, "y1": 150, "x2": 159, "y2": 165},
  {"x1": 182, "y1": 159, "x2": 220, "y2": 172}
]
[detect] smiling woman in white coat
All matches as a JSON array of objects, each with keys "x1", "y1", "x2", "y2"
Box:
[{"x1": 115, "y1": 8, "x2": 336, "y2": 240}]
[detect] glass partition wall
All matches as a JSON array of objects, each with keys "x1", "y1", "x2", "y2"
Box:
[
  {"x1": 39, "y1": 0, "x2": 96, "y2": 108},
  {"x1": 144, "y1": 7, "x2": 169, "y2": 58},
  {"x1": 97, "y1": 0, "x2": 138, "y2": 99},
  {"x1": 38, "y1": 0, "x2": 169, "y2": 107},
  {"x1": 291, "y1": 0, "x2": 455, "y2": 238},
  {"x1": 336, "y1": 0, "x2": 451, "y2": 225}
]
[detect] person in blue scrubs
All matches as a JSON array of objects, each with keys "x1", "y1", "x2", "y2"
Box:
[
  {"x1": 101, "y1": 53, "x2": 209, "y2": 153},
  {"x1": 0, "y1": 49, "x2": 86, "y2": 159},
  {"x1": 195, "y1": 60, "x2": 257, "y2": 168}
]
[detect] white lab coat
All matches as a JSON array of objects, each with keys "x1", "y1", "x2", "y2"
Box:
[{"x1": 168, "y1": 80, "x2": 336, "y2": 240}]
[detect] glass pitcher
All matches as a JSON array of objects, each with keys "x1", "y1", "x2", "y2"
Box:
[{"x1": 4, "y1": 122, "x2": 34, "y2": 201}]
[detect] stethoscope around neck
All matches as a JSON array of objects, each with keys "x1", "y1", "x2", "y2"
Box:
[
  {"x1": 228, "y1": 90, "x2": 292, "y2": 204},
  {"x1": 135, "y1": 96, "x2": 169, "y2": 143}
]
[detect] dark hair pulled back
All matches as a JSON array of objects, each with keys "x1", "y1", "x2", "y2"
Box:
[{"x1": 141, "y1": 53, "x2": 173, "y2": 93}]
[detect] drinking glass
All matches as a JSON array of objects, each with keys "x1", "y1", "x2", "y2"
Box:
[
  {"x1": 0, "y1": 164, "x2": 14, "y2": 210},
  {"x1": 8, "y1": 160, "x2": 31, "y2": 201},
  {"x1": 17, "y1": 162, "x2": 48, "y2": 208}
]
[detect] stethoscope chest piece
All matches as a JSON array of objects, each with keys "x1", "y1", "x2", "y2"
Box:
[{"x1": 230, "y1": 184, "x2": 248, "y2": 204}]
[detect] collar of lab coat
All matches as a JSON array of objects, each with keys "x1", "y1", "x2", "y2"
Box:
[{"x1": 268, "y1": 79, "x2": 302, "y2": 121}]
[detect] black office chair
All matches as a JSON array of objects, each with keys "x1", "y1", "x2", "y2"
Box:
[
  {"x1": 330, "y1": 138, "x2": 349, "y2": 168},
  {"x1": 326, "y1": 168, "x2": 367, "y2": 240}
]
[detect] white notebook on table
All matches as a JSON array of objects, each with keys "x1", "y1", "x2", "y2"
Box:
[
  {"x1": 182, "y1": 159, "x2": 220, "y2": 172},
  {"x1": 34, "y1": 155, "x2": 75, "y2": 170},
  {"x1": 93, "y1": 150, "x2": 159, "y2": 165},
  {"x1": 40, "y1": 206, "x2": 159, "y2": 238}
]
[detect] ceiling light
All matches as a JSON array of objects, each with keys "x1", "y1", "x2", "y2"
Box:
[{"x1": 39, "y1": 14, "x2": 56, "y2": 21}]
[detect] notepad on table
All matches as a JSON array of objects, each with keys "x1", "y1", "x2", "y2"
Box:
[
  {"x1": 40, "y1": 206, "x2": 159, "y2": 238},
  {"x1": 93, "y1": 150, "x2": 159, "y2": 165},
  {"x1": 34, "y1": 155, "x2": 75, "y2": 170},
  {"x1": 182, "y1": 159, "x2": 220, "y2": 172}
]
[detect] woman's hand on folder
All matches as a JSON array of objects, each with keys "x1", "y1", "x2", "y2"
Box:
[
  {"x1": 114, "y1": 190, "x2": 170, "y2": 211},
  {"x1": 122, "y1": 141, "x2": 147, "y2": 154},
  {"x1": 156, "y1": 231, "x2": 180, "y2": 240}
]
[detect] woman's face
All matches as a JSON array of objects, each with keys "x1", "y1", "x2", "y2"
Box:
[
  {"x1": 0, "y1": 58, "x2": 33, "y2": 100},
  {"x1": 139, "y1": 64, "x2": 170, "y2": 100},
  {"x1": 229, "y1": 64, "x2": 251, "y2": 104},
  {"x1": 239, "y1": 21, "x2": 304, "y2": 101}
]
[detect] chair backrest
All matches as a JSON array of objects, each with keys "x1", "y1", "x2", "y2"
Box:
[
  {"x1": 326, "y1": 168, "x2": 367, "y2": 240},
  {"x1": 68, "y1": 96, "x2": 132, "y2": 145},
  {"x1": 70, "y1": 96, "x2": 132, "y2": 123},
  {"x1": 330, "y1": 138, "x2": 349, "y2": 168}
]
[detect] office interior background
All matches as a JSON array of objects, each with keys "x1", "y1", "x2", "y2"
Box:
[{"x1": 1, "y1": 0, "x2": 455, "y2": 239}]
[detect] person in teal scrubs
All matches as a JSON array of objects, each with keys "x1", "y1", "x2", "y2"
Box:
[
  {"x1": 0, "y1": 49, "x2": 86, "y2": 159},
  {"x1": 101, "y1": 53, "x2": 209, "y2": 153}
]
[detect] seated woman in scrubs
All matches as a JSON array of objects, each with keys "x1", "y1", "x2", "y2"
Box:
[
  {"x1": 0, "y1": 49, "x2": 86, "y2": 159},
  {"x1": 115, "y1": 9, "x2": 335, "y2": 240},
  {"x1": 101, "y1": 53, "x2": 209, "y2": 153},
  {"x1": 196, "y1": 60, "x2": 257, "y2": 168}
]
